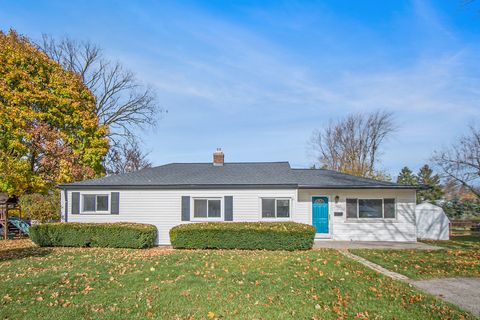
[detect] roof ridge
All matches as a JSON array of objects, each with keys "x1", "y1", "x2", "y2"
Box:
[
  {"x1": 160, "y1": 161, "x2": 290, "y2": 166},
  {"x1": 171, "y1": 161, "x2": 289, "y2": 164}
]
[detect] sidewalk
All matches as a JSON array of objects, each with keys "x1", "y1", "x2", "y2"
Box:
[{"x1": 313, "y1": 240, "x2": 441, "y2": 250}]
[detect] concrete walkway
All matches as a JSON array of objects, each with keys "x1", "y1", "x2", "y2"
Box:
[
  {"x1": 313, "y1": 240, "x2": 441, "y2": 250},
  {"x1": 341, "y1": 250, "x2": 409, "y2": 281},
  {"x1": 342, "y1": 250, "x2": 480, "y2": 317}
]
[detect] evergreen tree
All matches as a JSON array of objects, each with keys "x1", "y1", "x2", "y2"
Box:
[
  {"x1": 396, "y1": 167, "x2": 417, "y2": 185},
  {"x1": 416, "y1": 165, "x2": 443, "y2": 204}
]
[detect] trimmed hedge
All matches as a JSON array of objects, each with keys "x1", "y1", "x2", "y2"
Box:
[
  {"x1": 169, "y1": 222, "x2": 315, "y2": 251},
  {"x1": 30, "y1": 222, "x2": 157, "y2": 249}
]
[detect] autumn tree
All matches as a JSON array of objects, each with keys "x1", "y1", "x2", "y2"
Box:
[
  {"x1": 396, "y1": 167, "x2": 417, "y2": 185},
  {"x1": 432, "y1": 125, "x2": 480, "y2": 198},
  {"x1": 39, "y1": 35, "x2": 160, "y2": 173},
  {"x1": 19, "y1": 191, "x2": 60, "y2": 222},
  {"x1": 309, "y1": 110, "x2": 396, "y2": 179},
  {"x1": 0, "y1": 30, "x2": 108, "y2": 195},
  {"x1": 416, "y1": 164, "x2": 443, "y2": 204}
]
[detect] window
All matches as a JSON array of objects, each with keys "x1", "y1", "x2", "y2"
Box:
[
  {"x1": 384, "y1": 198, "x2": 396, "y2": 218},
  {"x1": 194, "y1": 199, "x2": 208, "y2": 217},
  {"x1": 83, "y1": 195, "x2": 96, "y2": 212},
  {"x1": 262, "y1": 199, "x2": 275, "y2": 218},
  {"x1": 193, "y1": 199, "x2": 221, "y2": 219},
  {"x1": 346, "y1": 198, "x2": 396, "y2": 219},
  {"x1": 82, "y1": 194, "x2": 109, "y2": 213},
  {"x1": 262, "y1": 198, "x2": 290, "y2": 218},
  {"x1": 277, "y1": 200, "x2": 290, "y2": 218},
  {"x1": 346, "y1": 198, "x2": 357, "y2": 219},
  {"x1": 359, "y1": 199, "x2": 383, "y2": 218},
  {"x1": 208, "y1": 200, "x2": 221, "y2": 217}
]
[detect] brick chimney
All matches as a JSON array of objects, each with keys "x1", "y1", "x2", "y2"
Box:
[{"x1": 213, "y1": 148, "x2": 224, "y2": 166}]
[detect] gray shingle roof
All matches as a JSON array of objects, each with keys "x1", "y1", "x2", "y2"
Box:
[
  {"x1": 59, "y1": 162, "x2": 416, "y2": 189},
  {"x1": 293, "y1": 169, "x2": 404, "y2": 188}
]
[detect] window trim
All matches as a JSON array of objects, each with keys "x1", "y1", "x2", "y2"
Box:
[
  {"x1": 346, "y1": 197, "x2": 397, "y2": 221},
  {"x1": 260, "y1": 198, "x2": 291, "y2": 220},
  {"x1": 81, "y1": 194, "x2": 110, "y2": 214},
  {"x1": 191, "y1": 197, "x2": 223, "y2": 221}
]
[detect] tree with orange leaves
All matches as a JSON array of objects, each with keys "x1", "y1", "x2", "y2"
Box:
[{"x1": 0, "y1": 30, "x2": 108, "y2": 195}]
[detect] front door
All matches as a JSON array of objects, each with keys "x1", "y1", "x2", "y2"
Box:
[{"x1": 312, "y1": 196, "x2": 329, "y2": 234}]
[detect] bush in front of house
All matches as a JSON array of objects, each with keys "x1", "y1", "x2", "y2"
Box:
[
  {"x1": 30, "y1": 222, "x2": 157, "y2": 249},
  {"x1": 169, "y1": 222, "x2": 316, "y2": 251}
]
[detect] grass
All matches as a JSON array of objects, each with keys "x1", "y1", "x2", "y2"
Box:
[
  {"x1": 0, "y1": 240, "x2": 475, "y2": 319},
  {"x1": 422, "y1": 235, "x2": 480, "y2": 250},
  {"x1": 351, "y1": 236, "x2": 480, "y2": 280}
]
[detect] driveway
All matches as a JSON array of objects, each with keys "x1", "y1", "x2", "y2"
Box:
[
  {"x1": 313, "y1": 240, "x2": 441, "y2": 250},
  {"x1": 412, "y1": 278, "x2": 480, "y2": 317},
  {"x1": 343, "y1": 249, "x2": 480, "y2": 317}
]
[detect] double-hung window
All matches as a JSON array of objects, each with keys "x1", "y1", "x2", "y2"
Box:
[
  {"x1": 346, "y1": 198, "x2": 396, "y2": 219},
  {"x1": 82, "y1": 194, "x2": 109, "y2": 213},
  {"x1": 193, "y1": 198, "x2": 222, "y2": 219},
  {"x1": 261, "y1": 198, "x2": 290, "y2": 219}
]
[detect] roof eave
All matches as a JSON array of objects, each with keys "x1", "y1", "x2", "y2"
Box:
[
  {"x1": 58, "y1": 183, "x2": 421, "y2": 190},
  {"x1": 297, "y1": 185, "x2": 420, "y2": 190}
]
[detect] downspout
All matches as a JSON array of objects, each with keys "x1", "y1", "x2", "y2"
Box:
[{"x1": 63, "y1": 188, "x2": 68, "y2": 223}]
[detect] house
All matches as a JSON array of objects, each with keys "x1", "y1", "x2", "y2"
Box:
[{"x1": 58, "y1": 149, "x2": 418, "y2": 244}]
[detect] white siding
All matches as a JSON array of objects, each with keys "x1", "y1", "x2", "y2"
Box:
[
  {"x1": 60, "y1": 189, "x2": 66, "y2": 222},
  {"x1": 64, "y1": 188, "x2": 417, "y2": 244},
  {"x1": 65, "y1": 189, "x2": 297, "y2": 245},
  {"x1": 297, "y1": 189, "x2": 417, "y2": 241}
]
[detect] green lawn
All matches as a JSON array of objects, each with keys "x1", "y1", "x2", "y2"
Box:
[
  {"x1": 422, "y1": 235, "x2": 480, "y2": 250},
  {"x1": 351, "y1": 236, "x2": 480, "y2": 280},
  {"x1": 0, "y1": 240, "x2": 475, "y2": 319}
]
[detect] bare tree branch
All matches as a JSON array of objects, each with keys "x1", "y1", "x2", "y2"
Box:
[
  {"x1": 39, "y1": 35, "x2": 162, "y2": 173},
  {"x1": 39, "y1": 35, "x2": 160, "y2": 141},
  {"x1": 432, "y1": 125, "x2": 480, "y2": 198},
  {"x1": 104, "y1": 140, "x2": 152, "y2": 175},
  {"x1": 309, "y1": 110, "x2": 396, "y2": 179}
]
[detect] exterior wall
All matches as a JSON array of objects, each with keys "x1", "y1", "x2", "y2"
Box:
[
  {"x1": 61, "y1": 188, "x2": 417, "y2": 244},
  {"x1": 60, "y1": 189, "x2": 66, "y2": 222},
  {"x1": 63, "y1": 189, "x2": 297, "y2": 245},
  {"x1": 297, "y1": 189, "x2": 417, "y2": 241}
]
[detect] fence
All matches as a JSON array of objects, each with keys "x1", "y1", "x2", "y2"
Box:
[{"x1": 449, "y1": 220, "x2": 480, "y2": 236}]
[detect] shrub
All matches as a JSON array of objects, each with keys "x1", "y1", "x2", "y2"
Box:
[
  {"x1": 170, "y1": 222, "x2": 315, "y2": 251},
  {"x1": 19, "y1": 192, "x2": 60, "y2": 222},
  {"x1": 30, "y1": 222, "x2": 157, "y2": 249}
]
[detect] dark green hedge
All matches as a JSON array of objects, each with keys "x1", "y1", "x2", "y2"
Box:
[
  {"x1": 30, "y1": 222, "x2": 157, "y2": 249},
  {"x1": 170, "y1": 222, "x2": 315, "y2": 251}
]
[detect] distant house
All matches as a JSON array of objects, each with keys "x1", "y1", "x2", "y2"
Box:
[{"x1": 59, "y1": 149, "x2": 418, "y2": 245}]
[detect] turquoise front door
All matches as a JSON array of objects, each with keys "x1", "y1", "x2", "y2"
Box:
[{"x1": 312, "y1": 196, "x2": 329, "y2": 234}]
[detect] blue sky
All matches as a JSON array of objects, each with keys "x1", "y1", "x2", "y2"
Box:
[{"x1": 1, "y1": 0, "x2": 480, "y2": 177}]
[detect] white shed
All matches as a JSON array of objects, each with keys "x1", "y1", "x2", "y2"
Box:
[{"x1": 415, "y1": 202, "x2": 450, "y2": 240}]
